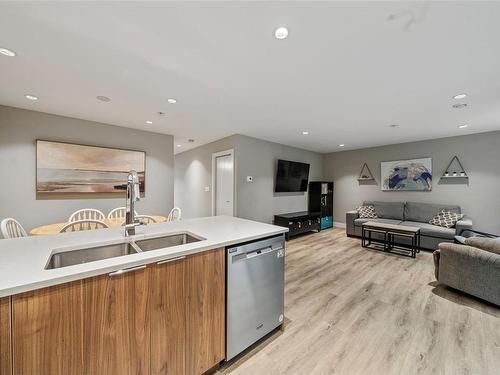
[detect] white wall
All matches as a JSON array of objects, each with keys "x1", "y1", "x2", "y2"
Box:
[
  {"x1": 174, "y1": 135, "x2": 239, "y2": 219},
  {"x1": 323, "y1": 131, "x2": 500, "y2": 233},
  {"x1": 0, "y1": 105, "x2": 174, "y2": 233},
  {"x1": 175, "y1": 134, "x2": 324, "y2": 223}
]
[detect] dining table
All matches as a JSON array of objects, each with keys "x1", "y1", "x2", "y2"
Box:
[{"x1": 29, "y1": 215, "x2": 168, "y2": 236}]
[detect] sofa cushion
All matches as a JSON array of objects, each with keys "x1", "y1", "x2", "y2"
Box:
[
  {"x1": 356, "y1": 205, "x2": 377, "y2": 219},
  {"x1": 363, "y1": 201, "x2": 405, "y2": 220},
  {"x1": 400, "y1": 220, "x2": 455, "y2": 240},
  {"x1": 429, "y1": 210, "x2": 464, "y2": 228},
  {"x1": 354, "y1": 218, "x2": 402, "y2": 227},
  {"x1": 465, "y1": 237, "x2": 500, "y2": 255},
  {"x1": 405, "y1": 202, "x2": 461, "y2": 223}
]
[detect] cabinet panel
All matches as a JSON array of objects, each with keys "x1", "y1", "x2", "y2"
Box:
[
  {"x1": 0, "y1": 297, "x2": 12, "y2": 375},
  {"x1": 186, "y1": 248, "x2": 225, "y2": 375},
  {"x1": 11, "y1": 281, "x2": 84, "y2": 375},
  {"x1": 83, "y1": 267, "x2": 150, "y2": 375},
  {"x1": 151, "y1": 258, "x2": 186, "y2": 375}
]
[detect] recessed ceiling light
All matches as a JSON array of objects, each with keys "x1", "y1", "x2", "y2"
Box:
[
  {"x1": 302, "y1": 131, "x2": 309, "y2": 135},
  {"x1": 96, "y1": 95, "x2": 111, "y2": 102},
  {"x1": 24, "y1": 94, "x2": 38, "y2": 101},
  {"x1": 167, "y1": 98, "x2": 177, "y2": 104},
  {"x1": 274, "y1": 27, "x2": 289, "y2": 40},
  {"x1": 452, "y1": 103, "x2": 467, "y2": 109},
  {"x1": 146, "y1": 120, "x2": 153, "y2": 124},
  {"x1": 453, "y1": 93, "x2": 467, "y2": 100},
  {"x1": 176, "y1": 144, "x2": 182, "y2": 148},
  {"x1": 458, "y1": 124, "x2": 468, "y2": 129},
  {"x1": 0, "y1": 47, "x2": 16, "y2": 57},
  {"x1": 339, "y1": 144, "x2": 345, "y2": 147}
]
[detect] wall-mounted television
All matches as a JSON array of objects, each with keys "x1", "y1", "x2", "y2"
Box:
[{"x1": 275, "y1": 159, "x2": 310, "y2": 192}]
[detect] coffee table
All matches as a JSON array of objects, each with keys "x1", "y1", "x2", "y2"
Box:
[{"x1": 361, "y1": 221, "x2": 421, "y2": 258}]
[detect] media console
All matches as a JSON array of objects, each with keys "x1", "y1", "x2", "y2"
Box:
[{"x1": 274, "y1": 211, "x2": 321, "y2": 241}]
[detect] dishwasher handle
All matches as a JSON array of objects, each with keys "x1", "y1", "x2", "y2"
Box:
[
  {"x1": 231, "y1": 245, "x2": 284, "y2": 263},
  {"x1": 246, "y1": 246, "x2": 275, "y2": 259}
]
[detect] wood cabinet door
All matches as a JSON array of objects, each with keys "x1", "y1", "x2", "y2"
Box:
[
  {"x1": 82, "y1": 266, "x2": 150, "y2": 375},
  {"x1": 186, "y1": 248, "x2": 225, "y2": 375},
  {"x1": 11, "y1": 281, "x2": 84, "y2": 375},
  {"x1": 150, "y1": 258, "x2": 186, "y2": 375},
  {"x1": 0, "y1": 297, "x2": 12, "y2": 375}
]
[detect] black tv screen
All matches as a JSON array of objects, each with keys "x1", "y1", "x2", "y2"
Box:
[{"x1": 275, "y1": 160, "x2": 310, "y2": 192}]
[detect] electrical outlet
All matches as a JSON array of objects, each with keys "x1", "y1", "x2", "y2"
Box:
[{"x1": 246, "y1": 176, "x2": 253, "y2": 183}]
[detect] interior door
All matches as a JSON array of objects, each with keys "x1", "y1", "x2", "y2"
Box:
[{"x1": 215, "y1": 154, "x2": 234, "y2": 216}]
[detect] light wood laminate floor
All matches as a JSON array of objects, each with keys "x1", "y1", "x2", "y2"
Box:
[{"x1": 218, "y1": 228, "x2": 500, "y2": 375}]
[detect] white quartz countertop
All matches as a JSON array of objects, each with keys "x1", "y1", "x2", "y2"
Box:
[{"x1": 0, "y1": 216, "x2": 288, "y2": 298}]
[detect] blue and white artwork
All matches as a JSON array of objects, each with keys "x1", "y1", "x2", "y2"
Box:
[{"x1": 381, "y1": 158, "x2": 432, "y2": 191}]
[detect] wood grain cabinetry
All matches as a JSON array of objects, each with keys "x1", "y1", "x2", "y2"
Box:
[
  {"x1": 11, "y1": 281, "x2": 84, "y2": 375},
  {"x1": 0, "y1": 297, "x2": 12, "y2": 375},
  {"x1": 186, "y1": 248, "x2": 225, "y2": 375},
  {"x1": 1, "y1": 247, "x2": 226, "y2": 375},
  {"x1": 83, "y1": 266, "x2": 151, "y2": 375},
  {"x1": 150, "y1": 258, "x2": 186, "y2": 375}
]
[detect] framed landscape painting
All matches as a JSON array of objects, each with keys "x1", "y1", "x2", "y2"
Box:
[
  {"x1": 36, "y1": 140, "x2": 145, "y2": 194},
  {"x1": 381, "y1": 158, "x2": 432, "y2": 191}
]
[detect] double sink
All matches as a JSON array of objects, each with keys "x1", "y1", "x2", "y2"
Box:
[{"x1": 45, "y1": 232, "x2": 203, "y2": 270}]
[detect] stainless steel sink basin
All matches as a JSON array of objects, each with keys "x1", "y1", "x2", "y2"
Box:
[
  {"x1": 135, "y1": 233, "x2": 203, "y2": 252},
  {"x1": 45, "y1": 232, "x2": 205, "y2": 270},
  {"x1": 45, "y1": 242, "x2": 139, "y2": 269}
]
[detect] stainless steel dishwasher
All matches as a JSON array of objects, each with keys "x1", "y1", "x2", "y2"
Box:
[{"x1": 226, "y1": 234, "x2": 285, "y2": 361}]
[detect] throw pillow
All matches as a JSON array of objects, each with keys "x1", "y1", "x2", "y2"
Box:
[
  {"x1": 356, "y1": 205, "x2": 377, "y2": 219},
  {"x1": 429, "y1": 210, "x2": 464, "y2": 228},
  {"x1": 464, "y1": 237, "x2": 500, "y2": 256}
]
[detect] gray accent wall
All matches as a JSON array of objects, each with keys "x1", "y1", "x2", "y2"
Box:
[
  {"x1": 175, "y1": 134, "x2": 323, "y2": 223},
  {"x1": 0, "y1": 105, "x2": 174, "y2": 233},
  {"x1": 323, "y1": 131, "x2": 500, "y2": 233}
]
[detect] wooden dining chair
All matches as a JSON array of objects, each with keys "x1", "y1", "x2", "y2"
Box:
[
  {"x1": 60, "y1": 220, "x2": 109, "y2": 233},
  {"x1": 167, "y1": 207, "x2": 182, "y2": 222},
  {"x1": 69, "y1": 208, "x2": 105, "y2": 222},
  {"x1": 1, "y1": 218, "x2": 28, "y2": 239},
  {"x1": 108, "y1": 207, "x2": 138, "y2": 220},
  {"x1": 136, "y1": 215, "x2": 157, "y2": 224}
]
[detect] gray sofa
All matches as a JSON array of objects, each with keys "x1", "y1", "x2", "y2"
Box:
[
  {"x1": 346, "y1": 201, "x2": 473, "y2": 250},
  {"x1": 434, "y1": 237, "x2": 500, "y2": 306}
]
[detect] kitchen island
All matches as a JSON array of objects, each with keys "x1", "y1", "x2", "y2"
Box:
[{"x1": 0, "y1": 216, "x2": 287, "y2": 375}]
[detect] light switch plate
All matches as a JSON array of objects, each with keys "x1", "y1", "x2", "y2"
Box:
[
  {"x1": 204, "y1": 186, "x2": 210, "y2": 192},
  {"x1": 246, "y1": 176, "x2": 253, "y2": 183}
]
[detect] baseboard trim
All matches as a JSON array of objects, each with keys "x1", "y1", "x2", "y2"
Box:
[{"x1": 333, "y1": 221, "x2": 347, "y2": 229}]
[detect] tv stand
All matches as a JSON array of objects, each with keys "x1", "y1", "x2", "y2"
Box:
[{"x1": 274, "y1": 211, "x2": 321, "y2": 241}]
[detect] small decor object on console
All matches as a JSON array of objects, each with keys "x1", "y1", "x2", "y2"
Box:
[
  {"x1": 381, "y1": 158, "x2": 432, "y2": 191},
  {"x1": 429, "y1": 210, "x2": 464, "y2": 228},
  {"x1": 356, "y1": 205, "x2": 377, "y2": 219}
]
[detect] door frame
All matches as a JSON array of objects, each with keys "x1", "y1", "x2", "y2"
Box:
[{"x1": 211, "y1": 149, "x2": 235, "y2": 216}]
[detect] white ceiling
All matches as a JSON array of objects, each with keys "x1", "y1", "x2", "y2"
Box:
[{"x1": 1, "y1": 1, "x2": 500, "y2": 154}]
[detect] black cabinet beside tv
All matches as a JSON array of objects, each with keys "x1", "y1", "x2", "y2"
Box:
[
  {"x1": 308, "y1": 181, "x2": 334, "y2": 230},
  {"x1": 274, "y1": 211, "x2": 321, "y2": 241}
]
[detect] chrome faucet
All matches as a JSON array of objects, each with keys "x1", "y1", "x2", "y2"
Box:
[{"x1": 125, "y1": 170, "x2": 142, "y2": 236}]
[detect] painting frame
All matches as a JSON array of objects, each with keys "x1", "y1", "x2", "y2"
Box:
[
  {"x1": 381, "y1": 157, "x2": 432, "y2": 192},
  {"x1": 36, "y1": 140, "x2": 146, "y2": 196}
]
